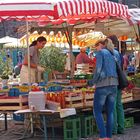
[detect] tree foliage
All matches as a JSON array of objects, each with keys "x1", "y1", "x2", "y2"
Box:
[
  {"x1": 39, "y1": 46, "x2": 66, "y2": 72},
  {"x1": 0, "y1": 50, "x2": 12, "y2": 79}
]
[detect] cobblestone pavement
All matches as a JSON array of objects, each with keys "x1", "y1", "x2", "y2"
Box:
[{"x1": 0, "y1": 120, "x2": 140, "y2": 140}]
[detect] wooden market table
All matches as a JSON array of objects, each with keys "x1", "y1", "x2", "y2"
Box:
[{"x1": 14, "y1": 108, "x2": 76, "y2": 140}]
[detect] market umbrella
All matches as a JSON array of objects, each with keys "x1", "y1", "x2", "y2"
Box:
[
  {"x1": 3, "y1": 41, "x2": 25, "y2": 49},
  {"x1": 0, "y1": 36, "x2": 19, "y2": 44}
]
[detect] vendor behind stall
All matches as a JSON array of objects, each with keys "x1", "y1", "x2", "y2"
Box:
[
  {"x1": 20, "y1": 36, "x2": 47, "y2": 84},
  {"x1": 75, "y1": 47, "x2": 94, "y2": 65}
]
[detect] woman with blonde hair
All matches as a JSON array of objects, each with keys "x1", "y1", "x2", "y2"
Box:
[{"x1": 92, "y1": 38, "x2": 120, "y2": 140}]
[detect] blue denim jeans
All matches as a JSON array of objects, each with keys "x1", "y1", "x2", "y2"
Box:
[{"x1": 93, "y1": 85, "x2": 117, "y2": 138}]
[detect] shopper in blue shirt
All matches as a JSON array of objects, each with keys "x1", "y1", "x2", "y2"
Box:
[{"x1": 92, "y1": 38, "x2": 119, "y2": 140}]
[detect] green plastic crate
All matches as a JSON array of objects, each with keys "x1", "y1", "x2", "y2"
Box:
[
  {"x1": 80, "y1": 115, "x2": 94, "y2": 138},
  {"x1": 63, "y1": 117, "x2": 81, "y2": 140},
  {"x1": 93, "y1": 119, "x2": 98, "y2": 134},
  {"x1": 124, "y1": 117, "x2": 134, "y2": 128}
]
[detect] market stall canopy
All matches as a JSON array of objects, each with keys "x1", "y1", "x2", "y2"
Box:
[
  {"x1": 38, "y1": 0, "x2": 130, "y2": 26},
  {"x1": 0, "y1": 0, "x2": 130, "y2": 25},
  {"x1": 129, "y1": 8, "x2": 140, "y2": 25},
  {"x1": 3, "y1": 41, "x2": 26, "y2": 49},
  {"x1": 72, "y1": 18, "x2": 138, "y2": 38},
  {"x1": 0, "y1": 36, "x2": 20, "y2": 44},
  {"x1": 0, "y1": 0, "x2": 131, "y2": 80},
  {"x1": 94, "y1": 20, "x2": 138, "y2": 38},
  {"x1": 0, "y1": 0, "x2": 57, "y2": 21}
]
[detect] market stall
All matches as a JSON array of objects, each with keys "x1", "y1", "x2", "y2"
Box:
[{"x1": 0, "y1": 0, "x2": 139, "y2": 140}]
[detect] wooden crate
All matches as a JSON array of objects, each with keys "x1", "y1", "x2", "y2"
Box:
[
  {"x1": 122, "y1": 93, "x2": 133, "y2": 103},
  {"x1": 84, "y1": 94, "x2": 93, "y2": 107},
  {"x1": 89, "y1": 65, "x2": 94, "y2": 73},
  {"x1": 65, "y1": 93, "x2": 83, "y2": 108},
  {"x1": 76, "y1": 64, "x2": 90, "y2": 73},
  {"x1": 19, "y1": 86, "x2": 29, "y2": 92},
  {"x1": 46, "y1": 100, "x2": 61, "y2": 111},
  {"x1": 53, "y1": 71, "x2": 69, "y2": 79},
  {"x1": 132, "y1": 88, "x2": 140, "y2": 100},
  {"x1": 0, "y1": 94, "x2": 28, "y2": 111},
  {"x1": 122, "y1": 88, "x2": 140, "y2": 103}
]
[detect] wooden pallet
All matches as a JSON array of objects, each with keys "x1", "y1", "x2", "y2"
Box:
[{"x1": 0, "y1": 94, "x2": 28, "y2": 111}]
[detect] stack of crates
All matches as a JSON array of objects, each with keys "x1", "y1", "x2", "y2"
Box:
[
  {"x1": 63, "y1": 114, "x2": 99, "y2": 140},
  {"x1": 8, "y1": 87, "x2": 28, "y2": 122},
  {"x1": 63, "y1": 116, "x2": 81, "y2": 140}
]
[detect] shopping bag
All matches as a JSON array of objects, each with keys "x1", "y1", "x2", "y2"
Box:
[
  {"x1": 107, "y1": 48, "x2": 128, "y2": 90},
  {"x1": 116, "y1": 61, "x2": 129, "y2": 90}
]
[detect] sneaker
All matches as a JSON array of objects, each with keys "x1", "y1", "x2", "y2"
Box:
[
  {"x1": 117, "y1": 130, "x2": 124, "y2": 134},
  {"x1": 112, "y1": 131, "x2": 117, "y2": 135},
  {"x1": 96, "y1": 138, "x2": 106, "y2": 140},
  {"x1": 104, "y1": 138, "x2": 112, "y2": 140}
]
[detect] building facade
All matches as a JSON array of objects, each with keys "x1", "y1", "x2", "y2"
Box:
[{"x1": 109, "y1": 0, "x2": 140, "y2": 8}]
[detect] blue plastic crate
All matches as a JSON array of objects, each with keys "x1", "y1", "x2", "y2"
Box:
[
  {"x1": 19, "y1": 92, "x2": 28, "y2": 95},
  {"x1": 13, "y1": 113, "x2": 24, "y2": 122},
  {"x1": 38, "y1": 82, "x2": 47, "y2": 86},
  {"x1": 47, "y1": 86, "x2": 62, "y2": 92}
]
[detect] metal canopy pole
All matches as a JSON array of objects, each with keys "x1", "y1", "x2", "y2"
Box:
[
  {"x1": 137, "y1": 24, "x2": 140, "y2": 49},
  {"x1": 63, "y1": 23, "x2": 74, "y2": 78},
  {"x1": 26, "y1": 19, "x2": 31, "y2": 86}
]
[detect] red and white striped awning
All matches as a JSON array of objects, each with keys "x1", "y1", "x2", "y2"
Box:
[
  {"x1": 56, "y1": 0, "x2": 129, "y2": 18},
  {"x1": 129, "y1": 8, "x2": 140, "y2": 25},
  {"x1": 0, "y1": 0, "x2": 129, "y2": 23},
  {"x1": 39, "y1": 0, "x2": 130, "y2": 25},
  {"x1": 0, "y1": 0, "x2": 57, "y2": 20}
]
